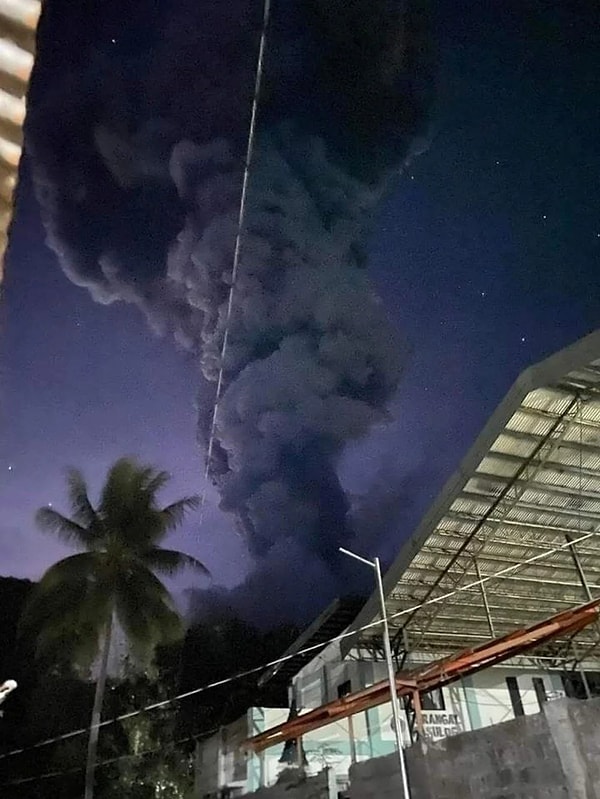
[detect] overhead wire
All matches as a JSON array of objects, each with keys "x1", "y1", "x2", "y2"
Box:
[
  {"x1": 0, "y1": 731, "x2": 204, "y2": 787},
  {"x1": 1, "y1": 524, "x2": 599, "y2": 779}
]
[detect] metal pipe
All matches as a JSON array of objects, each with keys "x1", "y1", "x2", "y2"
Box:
[
  {"x1": 571, "y1": 641, "x2": 593, "y2": 700},
  {"x1": 347, "y1": 712, "x2": 357, "y2": 764},
  {"x1": 565, "y1": 534, "x2": 593, "y2": 602},
  {"x1": 473, "y1": 557, "x2": 496, "y2": 637}
]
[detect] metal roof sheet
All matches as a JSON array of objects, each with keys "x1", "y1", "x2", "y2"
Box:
[
  {"x1": 346, "y1": 330, "x2": 600, "y2": 662},
  {"x1": 0, "y1": 0, "x2": 40, "y2": 282},
  {"x1": 257, "y1": 596, "x2": 365, "y2": 687}
]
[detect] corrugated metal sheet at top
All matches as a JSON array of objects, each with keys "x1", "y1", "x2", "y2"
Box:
[{"x1": 0, "y1": 0, "x2": 41, "y2": 282}]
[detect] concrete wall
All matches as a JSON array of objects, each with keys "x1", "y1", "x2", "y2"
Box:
[
  {"x1": 240, "y1": 768, "x2": 336, "y2": 799},
  {"x1": 195, "y1": 707, "x2": 290, "y2": 797},
  {"x1": 195, "y1": 732, "x2": 222, "y2": 797},
  {"x1": 349, "y1": 698, "x2": 600, "y2": 799}
]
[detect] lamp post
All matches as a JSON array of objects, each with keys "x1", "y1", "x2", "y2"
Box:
[{"x1": 339, "y1": 547, "x2": 411, "y2": 799}]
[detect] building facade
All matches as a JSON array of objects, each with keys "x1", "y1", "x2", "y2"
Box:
[
  {"x1": 194, "y1": 645, "x2": 599, "y2": 797},
  {"x1": 195, "y1": 707, "x2": 290, "y2": 798},
  {"x1": 287, "y1": 638, "x2": 600, "y2": 792}
]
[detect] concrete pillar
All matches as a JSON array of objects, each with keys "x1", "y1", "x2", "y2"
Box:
[{"x1": 545, "y1": 700, "x2": 596, "y2": 799}]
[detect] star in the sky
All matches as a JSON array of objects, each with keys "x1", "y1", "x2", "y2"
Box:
[{"x1": 8, "y1": 465, "x2": 13, "y2": 471}]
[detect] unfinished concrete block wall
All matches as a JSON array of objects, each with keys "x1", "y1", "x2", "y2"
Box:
[
  {"x1": 240, "y1": 768, "x2": 336, "y2": 799},
  {"x1": 348, "y1": 698, "x2": 600, "y2": 799}
]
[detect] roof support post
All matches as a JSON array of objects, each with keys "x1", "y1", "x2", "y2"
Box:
[
  {"x1": 412, "y1": 690, "x2": 425, "y2": 740},
  {"x1": 571, "y1": 641, "x2": 592, "y2": 700},
  {"x1": 473, "y1": 556, "x2": 496, "y2": 637},
  {"x1": 566, "y1": 529, "x2": 598, "y2": 700},
  {"x1": 565, "y1": 534, "x2": 593, "y2": 602}
]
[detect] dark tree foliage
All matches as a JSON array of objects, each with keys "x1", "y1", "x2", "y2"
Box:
[
  {"x1": 0, "y1": 609, "x2": 298, "y2": 798},
  {"x1": 17, "y1": 457, "x2": 207, "y2": 799},
  {"x1": 96, "y1": 669, "x2": 194, "y2": 799},
  {"x1": 0, "y1": 577, "x2": 35, "y2": 749},
  {"x1": 0, "y1": 663, "x2": 94, "y2": 798},
  {"x1": 176, "y1": 613, "x2": 298, "y2": 739}
]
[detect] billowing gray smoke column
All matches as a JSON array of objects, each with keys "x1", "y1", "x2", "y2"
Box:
[
  {"x1": 165, "y1": 130, "x2": 407, "y2": 566},
  {"x1": 27, "y1": 0, "x2": 433, "y2": 577}
]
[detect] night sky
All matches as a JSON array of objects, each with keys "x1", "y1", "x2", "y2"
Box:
[{"x1": 1, "y1": 0, "x2": 598, "y2": 625}]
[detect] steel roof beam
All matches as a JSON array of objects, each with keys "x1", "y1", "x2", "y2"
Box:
[
  {"x1": 497, "y1": 427, "x2": 600, "y2": 456},
  {"x1": 484, "y1": 450, "x2": 600, "y2": 482},
  {"x1": 468, "y1": 472, "x2": 600, "y2": 503},
  {"x1": 456, "y1": 490, "x2": 600, "y2": 523},
  {"x1": 429, "y1": 529, "x2": 600, "y2": 556}
]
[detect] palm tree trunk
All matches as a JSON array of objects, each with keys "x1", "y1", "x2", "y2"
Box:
[{"x1": 84, "y1": 613, "x2": 113, "y2": 799}]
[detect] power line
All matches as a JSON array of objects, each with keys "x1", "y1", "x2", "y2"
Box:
[
  {"x1": 0, "y1": 732, "x2": 203, "y2": 787},
  {"x1": 1, "y1": 527, "x2": 598, "y2": 769}
]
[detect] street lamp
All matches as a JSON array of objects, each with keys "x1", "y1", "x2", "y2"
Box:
[
  {"x1": 0, "y1": 679, "x2": 17, "y2": 718},
  {"x1": 339, "y1": 547, "x2": 411, "y2": 799}
]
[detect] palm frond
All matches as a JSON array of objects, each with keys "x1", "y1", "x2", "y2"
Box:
[
  {"x1": 117, "y1": 562, "x2": 177, "y2": 611},
  {"x1": 34, "y1": 596, "x2": 111, "y2": 671},
  {"x1": 20, "y1": 555, "x2": 112, "y2": 668},
  {"x1": 139, "y1": 467, "x2": 171, "y2": 498},
  {"x1": 160, "y1": 496, "x2": 201, "y2": 532},
  {"x1": 36, "y1": 552, "x2": 101, "y2": 592},
  {"x1": 29, "y1": 456, "x2": 198, "y2": 672},
  {"x1": 99, "y1": 458, "x2": 178, "y2": 547},
  {"x1": 20, "y1": 553, "x2": 103, "y2": 634},
  {"x1": 35, "y1": 508, "x2": 95, "y2": 548},
  {"x1": 143, "y1": 547, "x2": 210, "y2": 577},
  {"x1": 99, "y1": 456, "x2": 149, "y2": 512},
  {"x1": 115, "y1": 565, "x2": 183, "y2": 665},
  {"x1": 20, "y1": 578, "x2": 88, "y2": 637},
  {"x1": 65, "y1": 468, "x2": 99, "y2": 529}
]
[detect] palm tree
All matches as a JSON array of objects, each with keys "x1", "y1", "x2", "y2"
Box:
[{"x1": 20, "y1": 457, "x2": 208, "y2": 799}]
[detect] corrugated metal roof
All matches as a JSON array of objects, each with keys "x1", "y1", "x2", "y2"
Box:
[
  {"x1": 257, "y1": 596, "x2": 365, "y2": 688},
  {"x1": 346, "y1": 330, "x2": 600, "y2": 661},
  {"x1": 0, "y1": 0, "x2": 40, "y2": 281}
]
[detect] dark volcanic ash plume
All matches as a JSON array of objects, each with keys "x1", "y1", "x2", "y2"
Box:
[{"x1": 27, "y1": 0, "x2": 433, "y2": 577}]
